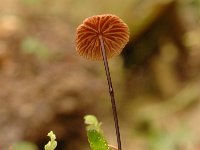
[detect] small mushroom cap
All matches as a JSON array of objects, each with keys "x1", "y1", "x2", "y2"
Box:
[{"x1": 75, "y1": 14, "x2": 129, "y2": 60}]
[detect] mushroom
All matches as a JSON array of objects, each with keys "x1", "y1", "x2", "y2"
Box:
[{"x1": 76, "y1": 14, "x2": 129, "y2": 150}]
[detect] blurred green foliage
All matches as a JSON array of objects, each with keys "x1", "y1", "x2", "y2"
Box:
[
  {"x1": 21, "y1": 37, "x2": 51, "y2": 60},
  {"x1": 147, "y1": 126, "x2": 193, "y2": 150},
  {"x1": 190, "y1": 0, "x2": 200, "y2": 20},
  {"x1": 19, "y1": 0, "x2": 41, "y2": 5},
  {"x1": 12, "y1": 141, "x2": 38, "y2": 150},
  {"x1": 135, "y1": 118, "x2": 194, "y2": 150}
]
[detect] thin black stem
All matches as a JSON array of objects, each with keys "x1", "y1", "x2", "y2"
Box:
[{"x1": 98, "y1": 35, "x2": 122, "y2": 150}]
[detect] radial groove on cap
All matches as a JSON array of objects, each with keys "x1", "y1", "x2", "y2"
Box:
[{"x1": 76, "y1": 14, "x2": 129, "y2": 60}]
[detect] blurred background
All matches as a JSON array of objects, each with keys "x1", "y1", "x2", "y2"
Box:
[{"x1": 0, "y1": 0, "x2": 200, "y2": 149}]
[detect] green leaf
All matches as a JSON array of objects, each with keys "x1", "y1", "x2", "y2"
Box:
[
  {"x1": 84, "y1": 115, "x2": 99, "y2": 126},
  {"x1": 84, "y1": 115, "x2": 102, "y2": 132},
  {"x1": 87, "y1": 130, "x2": 111, "y2": 150},
  {"x1": 84, "y1": 115, "x2": 112, "y2": 150},
  {"x1": 44, "y1": 131, "x2": 57, "y2": 150}
]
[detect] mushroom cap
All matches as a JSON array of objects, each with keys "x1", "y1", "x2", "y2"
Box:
[{"x1": 75, "y1": 14, "x2": 129, "y2": 60}]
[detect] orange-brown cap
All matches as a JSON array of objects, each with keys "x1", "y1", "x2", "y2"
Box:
[{"x1": 75, "y1": 14, "x2": 129, "y2": 60}]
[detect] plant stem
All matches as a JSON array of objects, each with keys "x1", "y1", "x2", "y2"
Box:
[{"x1": 99, "y1": 35, "x2": 122, "y2": 150}]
